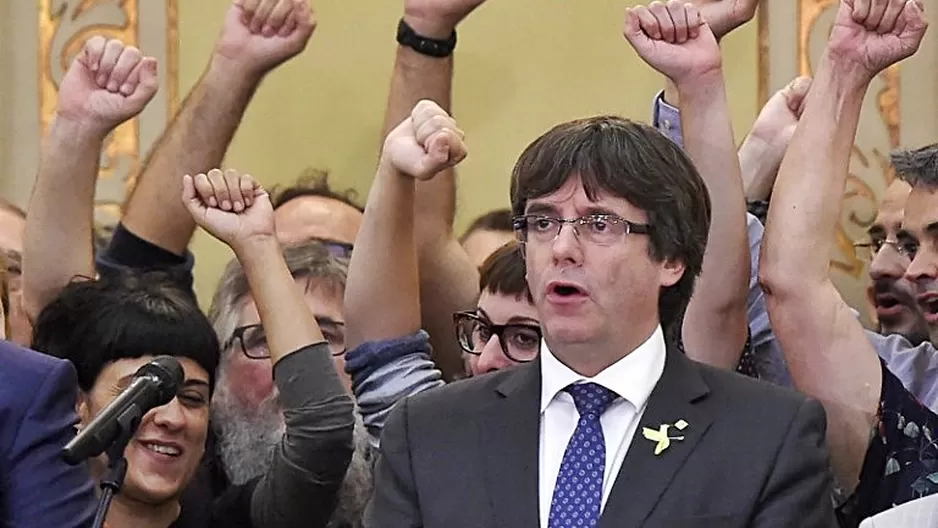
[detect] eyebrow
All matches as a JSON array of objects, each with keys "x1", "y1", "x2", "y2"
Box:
[
  {"x1": 926, "y1": 222, "x2": 938, "y2": 238},
  {"x1": 897, "y1": 228, "x2": 917, "y2": 242},
  {"x1": 523, "y1": 203, "x2": 623, "y2": 219},
  {"x1": 524, "y1": 203, "x2": 558, "y2": 216},
  {"x1": 477, "y1": 307, "x2": 539, "y2": 326}
]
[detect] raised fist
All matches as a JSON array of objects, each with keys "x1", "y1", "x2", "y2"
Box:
[
  {"x1": 382, "y1": 100, "x2": 467, "y2": 180},
  {"x1": 182, "y1": 168, "x2": 274, "y2": 248},
  {"x1": 404, "y1": 0, "x2": 487, "y2": 38},
  {"x1": 693, "y1": 0, "x2": 760, "y2": 41},
  {"x1": 55, "y1": 37, "x2": 159, "y2": 135},
  {"x1": 624, "y1": 1, "x2": 722, "y2": 85},
  {"x1": 828, "y1": 0, "x2": 928, "y2": 80},
  {"x1": 748, "y1": 76, "x2": 812, "y2": 146},
  {"x1": 214, "y1": 0, "x2": 316, "y2": 77}
]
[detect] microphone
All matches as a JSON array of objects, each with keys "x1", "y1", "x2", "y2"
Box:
[{"x1": 63, "y1": 356, "x2": 184, "y2": 465}]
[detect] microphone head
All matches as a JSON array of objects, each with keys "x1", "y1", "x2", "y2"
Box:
[{"x1": 135, "y1": 356, "x2": 184, "y2": 406}]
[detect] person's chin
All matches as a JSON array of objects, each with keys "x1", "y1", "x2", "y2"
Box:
[
  {"x1": 543, "y1": 320, "x2": 598, "y2": 346},
  {"x1": 124, "y1": 472, "x2": 185, "y2": 506},
  {"x1": 125, "y1": 450, "x2": 190, "y2": 504}
]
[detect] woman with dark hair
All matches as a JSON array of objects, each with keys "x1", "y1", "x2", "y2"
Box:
[{"x1": 32, "y1": 272, "x2": 221, "y2": 527}]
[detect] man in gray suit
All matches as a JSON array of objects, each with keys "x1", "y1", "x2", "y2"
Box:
[{"x1": 364, "y1": 3, "x2": 835, "y2": 527}]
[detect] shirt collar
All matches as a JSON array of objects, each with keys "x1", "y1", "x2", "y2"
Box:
[{"x1": 539, "y1": 325, "x2": 666, "y2": 413}]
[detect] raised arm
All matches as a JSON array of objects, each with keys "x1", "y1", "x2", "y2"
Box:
[
  {"x1": 347, "y1": 100, "x2": 467, "y2": 351},
  {"x1": 379, "y1": 0, "x2": 486, "y2": 380},
  {"x1": 653, "y1": 0, "x2": 760, "y2": 138},
  {"x1": 119, "y1": 0, "x2": 314, "y2": 257},
  {"x1": 625, "y1": 1, "x2": 749, "y2": 366},
  {"x1": 23, "y1": 38, "x2": 157, "y2": 322},
  {"x1": 183, "y1": 169, "x2": 354, "y2": 528},
  {"x1": 738, "y1": 76, "x2": 811, "y2": 201},
  {"x1": 759, "y1": 0, "x2": 927, "y2": 491}
]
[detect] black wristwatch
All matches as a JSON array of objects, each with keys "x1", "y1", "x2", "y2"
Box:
[{"x1": 396, "y1": 18, "x2": 457, "y2": 58}]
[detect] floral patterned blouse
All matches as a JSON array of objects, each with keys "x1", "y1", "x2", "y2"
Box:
[{"x1": 837, "y1": 360, "x2": 938, "y2": 527}]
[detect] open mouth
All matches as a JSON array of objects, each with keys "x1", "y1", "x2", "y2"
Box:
[
  {"x1": 874, "y1": 293, "x2": 901, "y2": 310},
  {"x1": 916, "y1": 293, "x2": 938, "y2": 321},
  {"x1": 141, "y1": 441, "x2": 182, "y2": 458},
  {"x1": 547, "y1": 282, "x2": 588, "y2": 299}
]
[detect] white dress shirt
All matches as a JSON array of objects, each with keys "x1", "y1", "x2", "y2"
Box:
[{"x1": 537, "y1": 326, "x2": 666, "y2": 528}]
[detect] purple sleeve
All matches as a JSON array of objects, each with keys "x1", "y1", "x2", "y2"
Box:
[{"x1": 651, "y1": 90, "x2": 684, "y2": 148}]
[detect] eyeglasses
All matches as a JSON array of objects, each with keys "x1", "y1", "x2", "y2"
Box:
[
  {"x1": 853, "y1": 237, "x2": 916, "y2": 261},
  {"x1": 512, "y1": 214, "x2": 650, "y2": 246},
  {"x1": 314, "y1": 238, "x2": 353, "y2": 260},
  {"x1": 453, "y1": 311, "x2": 541, "y2": 363},
  {"x1": 225, "y1": 319, "x2": 347, "y2": 359}
]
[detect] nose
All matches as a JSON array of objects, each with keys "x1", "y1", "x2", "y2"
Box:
[
  {"x1": 472, "y1": 335, "x2": 514, "y2": 375},
  {"x1": 869, "y1": 244, "x2": 906, "y2": 281},
  {"x1": 149, "y1": 397, "x2": 186, "y2": 431},
  {"x1": 903, "y1": 249, "x2": 938, "y2": 286},
  {"x1": 550, "y1": 222, "x2": 582, "y2": 265}
]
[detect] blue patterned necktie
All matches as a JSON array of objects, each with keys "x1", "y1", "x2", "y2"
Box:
[{"x1": 547, "y1": 382, "x2": 618, "y2": 528}]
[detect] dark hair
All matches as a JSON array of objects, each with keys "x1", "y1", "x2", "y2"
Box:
[
  {"x1": 478, "y1": 240, "x2": 531, "y2": 303},
  {"x1": 460, "y1": 209, "x2": 514, "y2": 243},
  {"x1": 509, "y1": 115, "x2": 711, "y2": 330},
  {"x1": 31, "y1": 271, "x2": 220, "y2": 393},
  {"x1": 208, "y1": 241, "x2": 348, "y2": 349},
  {"x1": 892, "y1": 144, "x2": 938, "y2": 188},
  {"x1": 270, "y1": 168, "x2": 364, "y2": 213}
]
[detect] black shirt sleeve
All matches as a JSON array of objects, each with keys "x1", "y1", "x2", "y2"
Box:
[{"x1": 95, "y1": 223, "x2": 195, "y2": 292}]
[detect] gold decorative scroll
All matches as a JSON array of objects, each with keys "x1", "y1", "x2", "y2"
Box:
[
  {"x1": 166, "y1": 0, "x2": 179, "y2": 122},
  {"x1": 39, "y1": 0, "x2": 140, "y2": 197},
  {"x1": 796, "y1": 0, "x2": 901, "y2": 279},
  {"x1": 39, "y1": 0, "x2": 179, "y2": 226}
]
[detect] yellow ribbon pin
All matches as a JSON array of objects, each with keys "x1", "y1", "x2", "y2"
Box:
[{"x1": 642, "y1": 419, "x2": 688, "y2": 455}]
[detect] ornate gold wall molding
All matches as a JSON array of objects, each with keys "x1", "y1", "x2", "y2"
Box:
[
  {"x1": 37, "y1": 0, "x2": 178, "y2": 226},
  {"x1": 759, "y1": 0, "x2": 938, "y2": 325}
]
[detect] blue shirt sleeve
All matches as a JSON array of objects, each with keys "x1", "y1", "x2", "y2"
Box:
[
  {"x1": 651, "y1": 90, "x2": 684, "y2": 148},
  {"x1": 344, "y1": 330, "x2": 445, "y2": 449}
]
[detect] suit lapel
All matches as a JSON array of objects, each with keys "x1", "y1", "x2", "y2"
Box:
[
  {"x1": 479, "y1": 361, "x2": 542, "y2": 527},
  {"x1": 599, "y1": 346, "x2": 714, "y2": 528}
]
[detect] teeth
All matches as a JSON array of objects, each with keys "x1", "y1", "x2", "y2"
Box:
[{"x1": 144, "y1": 443, "x2": 181, "y2": 456}]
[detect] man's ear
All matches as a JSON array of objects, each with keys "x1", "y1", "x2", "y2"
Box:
[{"x1": 659, "y1": 258, "x2": 686, "y2": 288}]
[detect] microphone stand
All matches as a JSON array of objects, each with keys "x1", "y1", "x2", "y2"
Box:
[{"x1": 91, "y1": 420, "x2": 136, "y2": 528}]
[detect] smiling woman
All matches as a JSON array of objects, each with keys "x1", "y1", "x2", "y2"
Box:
[{"x1": 30, "y1": 271, "x2": 220, "y2": 528}]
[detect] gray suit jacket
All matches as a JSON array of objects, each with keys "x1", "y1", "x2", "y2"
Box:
[{"x1": 365, "y1": 345, "x2": 835, "y2": 528}]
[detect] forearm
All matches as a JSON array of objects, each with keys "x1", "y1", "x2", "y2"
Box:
[
  {"x1": 123, "y1": 59, "x2": 260, "y2": 255},
  {"x1": 762, "y1": 56, "x2": 867, "y2": 289},
  {"x1": 234, "y1": 237, "x2": 325, "y2": 364},
  {"x1": 382, "y1": 32, "x2": 456, "y2": 233},
  {"x1": 22, "y1": 119, "x2": 104, "y2": 320},
  {"x1": 678, "y1": 71, "x2": 750, "y2": 364},
  {"x1": 345, "y1": 163, "x2": 421, "y2": 350},
  {"x1": 382, "y1": 40, "x2": 476, "y2": 380},
  {"x1": 739, "y1": 134, "x2": 783, "y2": 201},
  {"x1": 251, "y1": 343, "x2": 355, "y2": 528}
]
